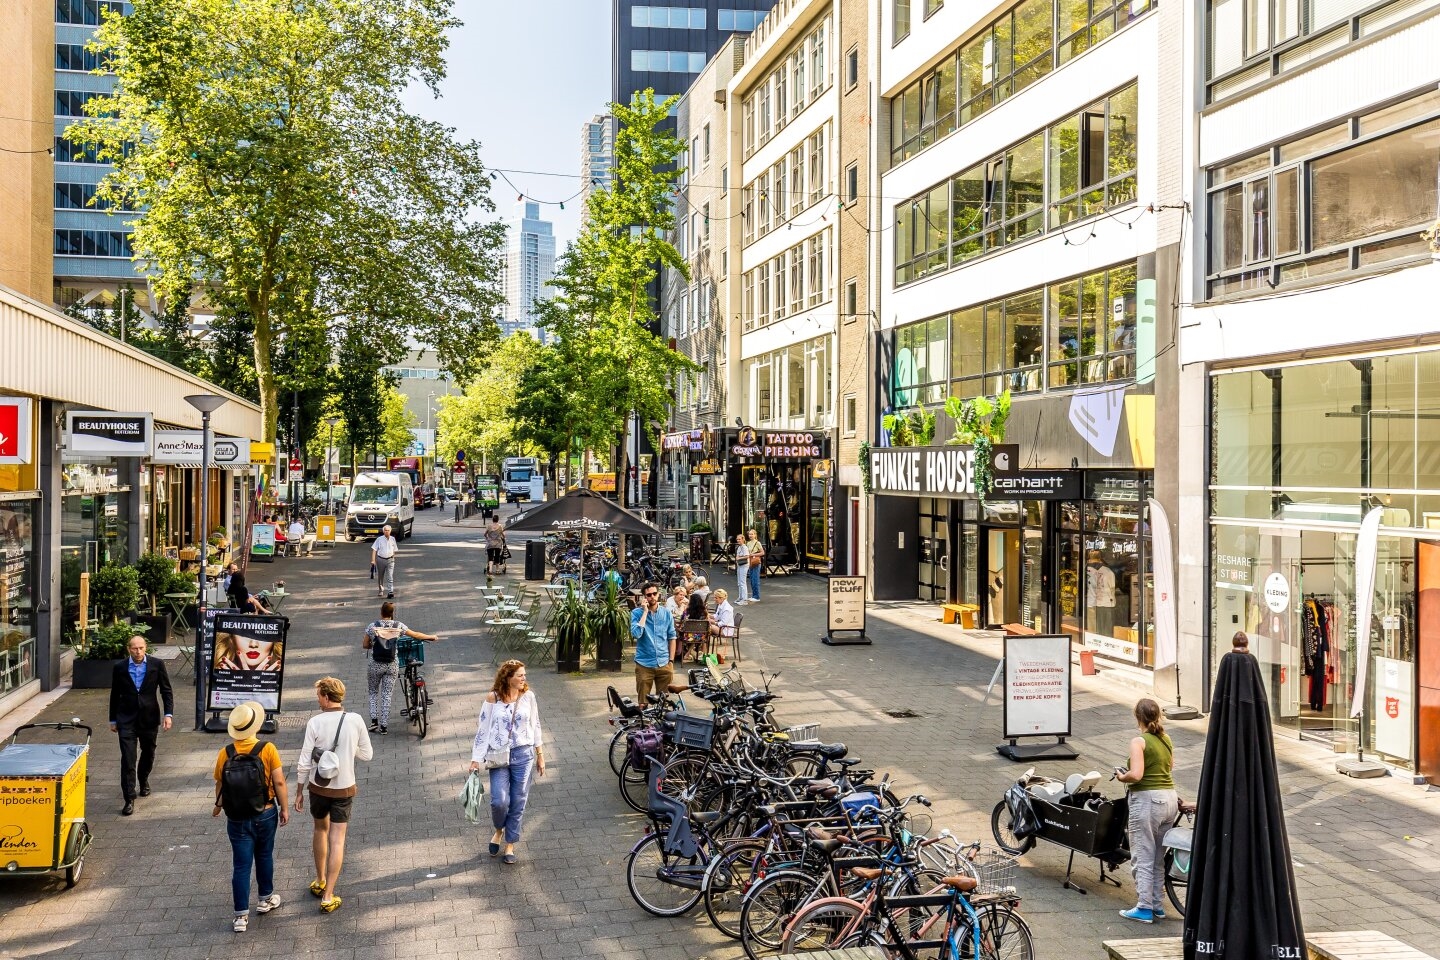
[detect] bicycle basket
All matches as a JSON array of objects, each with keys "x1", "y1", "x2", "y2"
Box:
[
  {"x1": 782, "y1": 723, "x2": 819, "y2": 743},
  {"x1": 840, "y1": 791, "x2": 880, "y2": 821},
  {"x1": 672, "y1": 712, "x2": 715, "y2": 750},
  {"x1": 964, "y1": 848, "x2": 1019, "y2": 896},
  {"x1": 396, "y1": 637, "x2": 426, "y2": 665}
]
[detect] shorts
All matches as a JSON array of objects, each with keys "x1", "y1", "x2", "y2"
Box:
[
  {"x1": 308, "y1": 791, "x2": 354, "y2": 823},
  {"x1": 488, "y1": 547, "x2": 505, "y2": 564}
]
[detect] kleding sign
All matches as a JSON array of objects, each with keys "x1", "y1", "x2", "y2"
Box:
[
  {"x1": 1002, "y1": 634, "x2": 1073, "y2": 740},
  {"x1": 868, "y1": 445, "x2": 1018, "y2": 499},
  {"x1": 65, "y1": 411, "x2": 152, "y2": 456}
]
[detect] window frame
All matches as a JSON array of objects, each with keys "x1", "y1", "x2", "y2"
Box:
[{"x1": 845, "y1": 46, "x2": 860, "y2": 90}]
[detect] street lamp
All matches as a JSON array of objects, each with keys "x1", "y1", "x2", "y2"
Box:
[
  {"x1": 185, "y1": 393, "x2": 229, "y2": 731},
  {"x1": 325, "y1": 417, "x2": 339, "y2": 515}
]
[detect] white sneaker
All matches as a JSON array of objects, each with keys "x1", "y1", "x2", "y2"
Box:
[
  {"x1": 256, "y1": 894, "x2": 281, "y2": 914},
  {"x1": 233, "y1": 914, "x2": 248, "y2": 933}
]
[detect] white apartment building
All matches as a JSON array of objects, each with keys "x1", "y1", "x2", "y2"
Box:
[
  {"x1": 725, "y1": 0, "x2": 844, "y2": 572},
  {"x1": 1177, "y1": 0, "x2": 1440, "y2": 771},
  {"x1": 869, "y1": 0, "x2": 1181, "y2": 679}
]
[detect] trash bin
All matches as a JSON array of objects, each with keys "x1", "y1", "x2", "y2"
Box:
[{"x1": 525, "y1": 540, "x2": 546, "y2": 581}]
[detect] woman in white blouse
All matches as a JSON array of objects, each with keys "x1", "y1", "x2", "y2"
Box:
[{"x1": 469, "y1": 659, "x2": 545, "y2": 864}]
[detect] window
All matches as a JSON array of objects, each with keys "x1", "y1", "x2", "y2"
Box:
[
  {"x1": 743, "y1": 96, "x2": 756, "y2": 156},
  {"x1": 773, "y1": 255, "x2": 787, "y2": 320},
  {"x1": 54, "y1": 182, "x2": 130, "y2": 210},
  {"x1": 891, "y1": 0, "x2": 1151, "y2": 166},
  {"x1": 892, "y1": 315, "x2": 950, "y2": 406},
  {"x1": 702, "y1": 123, "x2": 711, "y2": 163},
  {"x1": 773, "y1": 157, "x2": 788, "y2": 223},
  {"x1": 808, "y1": 128, "x2": 826, "y2": 205},
  {"x1": 702, "y1": 202, "x2": 711, "y2": 239},
  {"x1": 721, "y1": 165, "x2": 729, "y2": 195},
  {"x1": 1207, "y1": 0, "x2": 1396, "y2": 93},
  {"x1": 756, "y1": 260, "x2": 771, "y2": 324},
  {"x1": 1206, "y1": 91, "x2": 1440, "y2": 296},
  {"x1": 758, "y1": 79, "x2": 772, "y2": 146},
  {"x1": 895, "y1": 83, "x2": 1140, "y2": 286},
  {"x1": 55, "y1": 90, "x2": 109, "y2": 117},
  {"x1": 721, "y1": 249, "x2": 728, "y2": 274},
  {"x1": 843, "y1": 394, "x2": 858, "y2": 436},
  {"x1": 790, "y1": 249, "x2": 805, "y2": 314},
  {"x1": 54, "y1": 229, "x2": 134, "y2": 258},
  {"x1": 775, "y1": 68, "x2": 788, "y2": 132},
  {"x1": 808, "y1": 22, "x2": 827, "y2": 100},
  {"x1": 792, "y1": 51, "x2": 807, "y2": 119},
  {"x1": 632, "y1": 6, "x2": 706, "y2": 28},
  {"x1": 632, "y1": 50, "x2": 706, "y2": 73},
  {"x1": 924, "y1": 0, "x2": 944, "y2": 17},
  {"x1": 742, "y1": 184, "x2": 755, "y2": 243},
  {"x1": 806, "y1": 233, "x2": 827, "y2": 307},
  {"x1": 844, "y1": 278, "x2": 858, "y2": 319},
  {"x1": 845, "y1": 162, "x2": 859, "y2": 204},
  {"x1": 757, "y1": 167, "x2": 771, "y2": 237},
  {"x1": 55, "y1": 0, "x2": 123, "y2": 25},
  {"x1": 1048, "y1": 263, "x2": 1137, "y2": 386},
  {"x1": 790, "y1": 146, "x2": 806, "y2": 216},
  {"x1": 55, "y1": 43, "x2": 112, "y2": 72},
  {"x1": 719, "y1": 8, "x2": 767, "y2": 30},
  {"x1": 895, "y1": 0, "x2": 912, "y2": 42},
  {"x1": 845, "y1": 46, "x2": 859, "y2": 89},
  {"x1": 742, "y1": 271, "x2": 755, "y2": 330}
]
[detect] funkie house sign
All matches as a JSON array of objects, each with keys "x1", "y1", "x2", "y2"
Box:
[{"x1": 868, "y1": 445, "x2": 1018, "y2": 498}]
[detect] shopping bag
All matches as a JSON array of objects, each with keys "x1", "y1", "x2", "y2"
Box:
[
  {"x1": 458, "y1": 770, "x2": 485, "y2": 823},
  {"x1": 370, "y1": 561, "x2": 376, "y2": 579}
]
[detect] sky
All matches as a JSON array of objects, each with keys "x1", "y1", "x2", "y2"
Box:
[{"x1": 403, "y1": 1, "x2": 614, "y2": 248}]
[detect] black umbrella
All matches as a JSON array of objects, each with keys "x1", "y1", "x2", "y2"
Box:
[
  {"x1": 503, "y1": 488, "x2": 661, "y2": 537},
  {"x1": 1183, "y1": 635, "x2": 1305, "y2": 960}
]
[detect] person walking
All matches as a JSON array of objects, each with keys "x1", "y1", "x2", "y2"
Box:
[
  {"x1": 745, "y1": 529, "x2": 764, "y2": 603},
  {"x1": 371, "y1": 524, "x2": 398, "y2": 599},
  {"x1": 732, "y1": 534, "x2": 750, "y2": 605},
  {"x1": 485, "y1": 518, "x2": 507, "y2": 576},
  {"x1": 1115, "y1": 697, "x2": 1180, "y2": 923},
  {"x1": 363, "y1": 601, "x2": 439, "y2": 734},
  {"x1": 468, "y1": 660, "x2": 545, "y2": 865},
  {"x1": 630, "y1": 582, "x2": 677, "y2": 701},
  {"x1": 108, "y1": 635, "x2": 173, "y2": 816},
  {"x1": 213, "y1": 700, "x2": 288, "y2": 932},
  {"x1": 295, "y1": 677, "x2": 373, "y2": 914}
]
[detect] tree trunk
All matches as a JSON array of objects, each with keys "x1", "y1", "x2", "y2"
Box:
[
  {"x1": 616, "y1": 417, "x2": 630, "y2": 509},
  {"x1": 252, "y1": 308, "x2": 278, "y2": 445}
]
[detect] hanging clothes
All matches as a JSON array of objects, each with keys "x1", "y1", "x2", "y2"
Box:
[{"x1": 1303, "y1": 597, "x2": 1328, "y2": 712}]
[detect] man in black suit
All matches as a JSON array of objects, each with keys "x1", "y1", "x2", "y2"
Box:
[{"x1": 109, "y1": 635, "x2": 174, "y2": 816}]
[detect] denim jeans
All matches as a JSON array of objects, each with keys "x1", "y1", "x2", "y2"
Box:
[
  {"x1": 1127, "y1": 789, "x2": 1178, "y2": 910},
  {"x1": 735, "y1": 563, "x2": 748, "y2": 602},
  {"x1": 747, "y1": 562, "x2": 761, "y2": 600},
  {"x1": 227, "y1": 805, "x2": 278, "y2": 914},
  {"x1": 489, "y1": 745, "x2": 535, "y2": 844}
]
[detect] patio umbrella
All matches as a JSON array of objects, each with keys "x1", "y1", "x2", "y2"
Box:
[
  {"x1": 1183, "y1": 635, "x2": 1305, "y2": 960},
  {"x1": 503, "y1": 488, "x2": 661, "y2": 537}
]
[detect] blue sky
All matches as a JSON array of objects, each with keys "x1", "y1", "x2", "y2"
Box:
[{"x1": 405, "y1": 1, "x2": 613, "y2": 247}]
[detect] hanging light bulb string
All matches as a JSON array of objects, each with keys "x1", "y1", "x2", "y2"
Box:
[{"x1": 493, "y1": 169, "x2": 584, "y2": 210}]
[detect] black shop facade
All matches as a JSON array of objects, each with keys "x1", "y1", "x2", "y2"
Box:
[
  {"x1": 723, "y1": 427, "x2": 834, "y2": 574},
  {"x1": 867, "y1": 401, "x2": 1159, "y2": 669}
]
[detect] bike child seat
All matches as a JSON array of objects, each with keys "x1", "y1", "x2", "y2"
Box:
[
  {"x1": 1028, "y1": 781, "x2": 1065, "y2": 801},
  {"x1": 1064, "y1": 771, "x2": 1102, "y2": 796}
]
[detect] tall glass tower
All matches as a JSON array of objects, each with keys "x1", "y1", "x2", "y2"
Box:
[{"x1": 500, "y1": 202, "x2": 557, "y2": 341}]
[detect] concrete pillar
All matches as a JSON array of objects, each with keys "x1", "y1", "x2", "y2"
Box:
[{"x1": 35, "y1": 399, "x2": 62, "y2": 691}]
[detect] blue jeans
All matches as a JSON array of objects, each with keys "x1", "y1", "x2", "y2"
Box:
[
  {"x1": 489, "y1": 745, "x2": 535, "y2": 844},
  {"x1": 227, "y1": 805, "x2": 278, "y2": 913},
  {"x1": 747, "y1": 562, "x2": 761, "y2": 600}
]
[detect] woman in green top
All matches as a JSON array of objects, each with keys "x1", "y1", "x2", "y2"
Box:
[{"x1": 1114, "y1": 697, "x2": 1178, "y2": 924}]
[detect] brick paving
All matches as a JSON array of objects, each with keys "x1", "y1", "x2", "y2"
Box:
[{"x1": 1, "y1": 507, "x2": 1437, "y2": 959}]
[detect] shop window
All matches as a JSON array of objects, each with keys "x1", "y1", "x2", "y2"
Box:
[
  {"x1": 1206, "y1": 93, "x2": 1440, "y2": 297},
  {"x1": 0, "y1": 501, "x2": 37, "y2": 695}
]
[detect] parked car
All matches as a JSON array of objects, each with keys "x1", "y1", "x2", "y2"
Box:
[{"x1": 415, "y1": 483, "x2": 435, "y2": 509}]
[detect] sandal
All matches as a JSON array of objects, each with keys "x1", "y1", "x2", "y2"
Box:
[
  {"x1": 309, "y1": 879, "x2": 325, "y2": 898},
  {"x1": 320, "y1": 896, "x2": 342, "y2": 913}
]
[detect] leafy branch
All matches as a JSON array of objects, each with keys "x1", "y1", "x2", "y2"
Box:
[{"x1": 944, "y1": 390, "x2": 1012, "y2": 501}]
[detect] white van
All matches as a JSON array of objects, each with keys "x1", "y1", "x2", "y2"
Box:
[{"x1": 345, "y1": 471, "x2": 415, "y2": 541}]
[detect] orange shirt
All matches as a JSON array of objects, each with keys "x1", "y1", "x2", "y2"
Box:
[{"x1": 213, "y1": 738, "x2": 284, "y2": 803}]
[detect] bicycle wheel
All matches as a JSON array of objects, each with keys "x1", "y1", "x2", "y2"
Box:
[
  {"x1": 739, "y1": 869, "x2": 824, "y2": 960},
  {"x1": 1164, "y1": 848, "x2": 1188, "y2": 917},
  {"x1": 780, "y1": 898, "x2": 865, "y2": 953},
  {"x1": 625, "y1": 832, "x2": 705, "y2": 917},
  {"x1": 702, "y1": 838, "x2": 766, "y2": 938},
  {"x1": 990, "y1": 800, "x2": 1036, "y2": 856},
  {"x1": 618, "y1": 755, "x2": 651, "y2": 812},
  {"x1": 413, "y1": 679, "x2": 428, "y2": 739},
  {"x1": 608, "y1": 726, "x2": 631, "y2": 776},
  {"x1": 784, "y1": 751, "x2": 824, "y2": 779},
  {"x1": 888, "y1": 867, "x2": 949, "y2": 938},
  {"x1": 955, "y1": 902, "x2": 1035, "y2": 960}
]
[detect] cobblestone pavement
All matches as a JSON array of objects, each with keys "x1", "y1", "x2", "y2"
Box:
[{"x1": 2, "y1": 506, "x2": 1437, "y2": 959}]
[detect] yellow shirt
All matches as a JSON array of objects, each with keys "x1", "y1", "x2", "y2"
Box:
[{"x1": 213, "y1": 738, "x2": 283, "y2": 804}]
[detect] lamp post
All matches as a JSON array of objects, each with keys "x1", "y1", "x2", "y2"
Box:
[
  {"x1": 185, "y1": 393, "x2": 229, "y2": 730},
  {"x1": 325, "y1": 417, "x2": 339, "y2": 515}
]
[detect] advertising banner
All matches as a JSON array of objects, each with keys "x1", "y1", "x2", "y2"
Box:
[
  {"x1": 475, "y1": 478, "x2": 500, "y2": 508},
  {"x1": 823, "y1": 575, "x2": 869, "y2": 645},
  {"x1": 868, "y1": 444, "x2": 1019, "y2": 498},
  {"x1": 65, "y1": 411, "x2": 152, "y2": 457},
  {"x1": 151, "y1": 431, "x2": 251, "y2": 466},
  {"x1": 250, "y1": 522, "x2": 276, "y2": 561},
  {"x1": 209, "y1": 614, "x2": 287, "y2": 711},
  {"x1": 1002, "y1": 634, "x2": 1072, "y2": 739},
  {"x1": 1373, "y1": 657, "x2": 1413, "y2": 760}
]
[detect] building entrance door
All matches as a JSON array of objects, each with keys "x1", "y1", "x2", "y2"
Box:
[{"x1": 983, "y1": 528, "x2": 1021, "y2": 626}]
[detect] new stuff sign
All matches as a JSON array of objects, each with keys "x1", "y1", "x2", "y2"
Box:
[{"x1": 868, "y1": 445, "x2": 1019, "y2": 498}]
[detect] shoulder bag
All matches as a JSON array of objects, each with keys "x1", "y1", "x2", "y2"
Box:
[
  {"x1": 311, "y1": 712, "x2": 348, "y2": 786},
  {"x1": 483, "y1": 700, "x2": 516, "y2": 769}
]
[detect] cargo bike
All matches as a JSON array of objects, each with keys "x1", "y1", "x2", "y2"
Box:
[{"x1": 0, "y1": 719, "x2": 94, "y2": 887}]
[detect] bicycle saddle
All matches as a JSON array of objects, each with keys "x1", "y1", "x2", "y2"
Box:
[
  {"x1": 850, "y1": 865, "x2": 884, "y2": 882},
  {"x1": 792, "y1": 741, "x2": 848, "y2": 759},
  {"x1": 804, "y1": 779, "x2": 839, "y2": 798},
  {"x1": 942, "y1": 875, "x2": 979, "y2": 892},
  {"x1": 808, "y1": 836, "x2": 845, "y2": 854},
  {"x1": 692, "y1": 810, "x2": 725, "y2": 826}
]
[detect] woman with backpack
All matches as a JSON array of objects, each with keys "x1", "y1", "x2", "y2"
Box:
[
  {"x1": 212, "y1": 700, "x2": 288, "y2": 933},
  {"x1": 362, "y1": 601, "x2": 439, "y2": 734}
]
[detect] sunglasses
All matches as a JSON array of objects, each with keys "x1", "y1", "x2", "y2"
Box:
[{"x1": 643, "y1": 592, "x2": 658, "y2": 598}]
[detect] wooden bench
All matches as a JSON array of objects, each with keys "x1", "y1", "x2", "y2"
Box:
[
  {"x1": 1104, "y1": 932, "x2": 1436, "y2": 960},
  {"x1": 1002, "y1": 622, "x2": 1039, "y2": 636},
  {"x1": 941, "y1": 603, "x2": 980, "y2": 627}
]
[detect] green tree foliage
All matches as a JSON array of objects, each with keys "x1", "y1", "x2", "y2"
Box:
[
  {"x1": 66, "y1": 288, "x2": 211, "y2": 379},
  {"x1": 69, "y1": 0, "x2": 505, "y2": 441},
  {"x1": 434, "y1": 333, "x2": 543, "y2": 468},
  {"x1": 539, "y1": 90, "x2": 699, "y2": 503}
]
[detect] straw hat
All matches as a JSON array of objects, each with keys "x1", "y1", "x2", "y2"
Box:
[{"x1": 227, "y1": 701, "x2": 266, "y2": 740}]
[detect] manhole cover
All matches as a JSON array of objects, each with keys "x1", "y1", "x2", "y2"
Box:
[
  {"x1": 883, "y1": 709, "x2": 921, "y2": 719},
  {"x1": 778, "y1": 655, "x2": 820, "y2": 667}
]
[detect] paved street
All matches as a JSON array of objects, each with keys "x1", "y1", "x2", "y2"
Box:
[{"x1": 1, "y1": 508, "x2": 1437, "y2": 959}]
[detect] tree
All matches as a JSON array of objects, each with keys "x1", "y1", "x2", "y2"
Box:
[
  {"x1": 70, "y1": 0, "x2": 505, "y2": 441},
  {"x1": 434, "y1": 333, "x2": 542, "y2": 469},
  {"x1": 539, "y1": 90, "x2": 699, "y2": 504}
]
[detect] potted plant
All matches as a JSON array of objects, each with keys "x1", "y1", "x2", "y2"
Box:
[
  {"x1": 590, "y1": 580, "x2": 628, "y2": 673},
  {"x1": 73, "y1": 621, "x2": 148, "y2": 688},
  {"x1": 133, "y1": 552, "x2": 175, "y2": 643},
  {"x1": 89, "y1": 562, "x2": 140, "y2": 626},
  {"x1": 551, "y1": 584, "x2": 590, "y2": 673}
]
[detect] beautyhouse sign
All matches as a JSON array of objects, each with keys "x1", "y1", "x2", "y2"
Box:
[{"x1": 868, "y1": 445, "x2": 1018, "y2": 499}]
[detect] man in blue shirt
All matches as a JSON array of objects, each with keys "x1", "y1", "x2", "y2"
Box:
[
  {"x1": 109, "y1": 635, "x2": 174, "y2": 816},
  {"x1": 630, "y1": 582, "x2": 677, "y2": 701}
]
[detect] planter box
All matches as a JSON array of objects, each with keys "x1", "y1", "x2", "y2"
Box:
[
  {"x1": 555, "y1": 625, "x2": 584, "y2": 674},
  {"x1": 72, "y1": 657, "x2": 116, "y2": 689},
  {"x1": 595, "y1": 624, "x2": 623, "y2": 673},
  {"x1": 131, "y1": 612, "x2": 171, "y2": 644}
]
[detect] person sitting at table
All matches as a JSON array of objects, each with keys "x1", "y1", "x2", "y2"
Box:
[
  {"x1": 684, "y1": 592, "x2": 720, "y2": 639},
  {"x1": 681, "y1": 566, "x2": 709, "y2": 602},
  {"x1": 271, "y1": 516, "x2": 287, "y2": 548},
  {"x1": 286, "y1": 517, "x2": 305, "y2": 550},
  {"x1": 225, "y1": 566, "x2": 271, "y2": 615},
  {"x1": 664, "y1": 585, "x2": 688, "y2": 620}
]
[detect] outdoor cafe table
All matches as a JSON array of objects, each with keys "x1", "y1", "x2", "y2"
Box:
[
  {"x1": 164, "y1": 593, "x2": 194, "y2": 635},
  {"x1": 264, "y1": 589, "x2": 289, "y2": 614}
]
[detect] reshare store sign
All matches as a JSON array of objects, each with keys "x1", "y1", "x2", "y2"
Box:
[{"x1": 65, "y1": 411, "x2": 152, "y2": 456}]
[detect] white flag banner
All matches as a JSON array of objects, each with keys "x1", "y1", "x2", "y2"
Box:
[
  {"x1": 1148, "y1": 498, "x2": 1178, "y2": 671},
  {"x1": 1349, "y1": 507, "x2": 1385, "y2": 719}
]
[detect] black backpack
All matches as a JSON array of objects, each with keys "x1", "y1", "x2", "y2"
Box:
[{"x1": 220, "y1": 742, "x2": 270, "y2": 820}]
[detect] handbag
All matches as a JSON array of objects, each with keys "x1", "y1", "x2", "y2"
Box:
[
  {"x1": 311, "y1": 712, "x2": 347, "y2": 787},
  {"x1": 483, "y1": 699, "x2": 517, "y2": 769},
  {"x1": 748, "y1": 548, "x2": 763, "y2": 567}
]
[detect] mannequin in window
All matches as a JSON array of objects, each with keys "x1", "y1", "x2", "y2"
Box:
[{"x1": 1086, "y1": 549, "x2": 1117, "y2": 637}]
